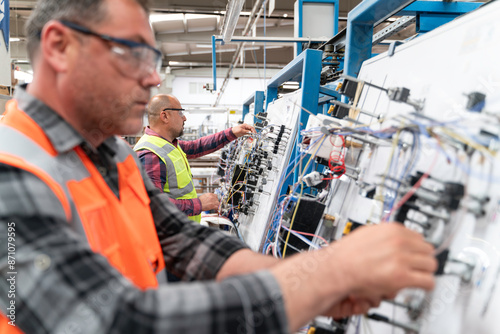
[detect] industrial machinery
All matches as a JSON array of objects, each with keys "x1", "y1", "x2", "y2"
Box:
[{"x1": 215, "y1": 1, "x2": 500, "y2": 333}]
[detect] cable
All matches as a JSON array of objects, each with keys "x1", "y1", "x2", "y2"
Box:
[
  {"x1": 281, "y1": 225, "x2": 321, "y2": 250},
  {"x1": 282, "y1": 137, "x2": 324, "y2": 257},
  {"x1": 383, "y1": 146, "x2": 440, "y2": 222},
  {"x1": 281, "y1": 226, "x2": 328, "y2": 246}
]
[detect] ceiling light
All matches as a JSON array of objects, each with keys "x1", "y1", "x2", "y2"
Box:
[
  {"x1": 149, "y1": 13, "x2": 184, "y2": 23},
  {"x1": 221, "y1": 0, "x2": 245, "y2": 44}
]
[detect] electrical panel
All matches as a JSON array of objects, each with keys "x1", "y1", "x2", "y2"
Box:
[{"x1": 215, "y1": 2, "x2": 500, "y2": 333}]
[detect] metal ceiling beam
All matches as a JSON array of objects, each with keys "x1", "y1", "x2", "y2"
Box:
[
  {"x1": 156, "y1": 25, "x2": 293, "y2": 43},
  {"x1": 168, "y1": 61, "x2": 283, "y2": 69},
  {"x1": 213, "y1": 0, "x2": 267, "y2": 106},
  {"x1": 214, "y1": 35, "x2": 329, "y2": 43}
]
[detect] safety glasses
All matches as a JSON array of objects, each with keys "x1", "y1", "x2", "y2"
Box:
[
  {"x1": 163, "y1": 108, "x2": 185, "y2": 117},
  {"x1": 59, "y1": 20, "x2": 162, "y2": 80}
]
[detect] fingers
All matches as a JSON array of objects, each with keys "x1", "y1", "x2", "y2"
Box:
[
  {"x1": 404, "y1": 270, "x2": 436, "y2": 291},
  {"x1": 246, "y1": 124, "x2": 257, "y2": 133},
  {"x1": 327, "y1": 296, "x2": 380, "y2": 319},
  {"x1": 233, "y1": 124, "x2": 257, "y2": 137},
  {"x1": 199, "y1": 193, "x2": 220, "y2": 211},
  {"x1": 408, "y1": 253, "x2": 438, "y2": 272},
  {"x1": 334, "y1": 222, "x2": 437, "y2": 300},
  {"x1": 351, "y1": 300, "x2": 372, "y2": 315}
]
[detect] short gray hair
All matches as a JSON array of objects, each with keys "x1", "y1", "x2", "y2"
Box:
[{"x1": 25, "y1": 0, "x2": 150, "y2": 63}]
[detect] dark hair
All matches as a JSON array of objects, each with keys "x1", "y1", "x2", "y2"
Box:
[{"x1": 25, "y1": 0, "x2": 150, "y2": 63}]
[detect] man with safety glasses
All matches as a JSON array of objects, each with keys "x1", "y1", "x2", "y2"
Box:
[
  {"x1": 0, "y1": 0, "x2": 438, "y2": 333},
  {"x1": 134, "y1": 94, "x2": 255, "y2": 222}
]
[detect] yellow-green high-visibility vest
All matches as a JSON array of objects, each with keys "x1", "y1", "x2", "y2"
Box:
[{"x1": 134, "y1": 134, "x2": 201, "y2": 222}]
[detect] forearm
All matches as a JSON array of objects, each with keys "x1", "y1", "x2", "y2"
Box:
[
  {"x1": 0, "y1": 217, "x2": 289, "y2": 333},
  {"x1": 216, "y1": 249, "x2": 280, "y2": 280},
  {"x1": 217, "y1": 247, "x2": 351, "y2": 332},
  {"x1": 269, "y1": 246, "x2": 349, "y2": 331},
  {"x1": 180, "y1": 128, "x2": 236, "y2": 158},
  {"x1": 169, "y1": 197, "x2": 202, "y2": 216}
]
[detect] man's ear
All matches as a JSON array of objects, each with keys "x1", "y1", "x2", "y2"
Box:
[
  {"x1": 160, "y1": 111, "x2": 169, "y2": 125},
  {"x1": 40, "y1": 20, "x2": 75, "y2": 73}
]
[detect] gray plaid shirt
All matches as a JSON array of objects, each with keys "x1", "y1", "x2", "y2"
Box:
[{"x1": 0, "y1": 86, "x2": 288, "y2": 334}]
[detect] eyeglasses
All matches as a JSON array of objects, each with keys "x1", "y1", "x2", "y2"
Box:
[
  {"x1": 58, "y1": 20, "x2": 162, "y2": 80},
  {"x1": 163, "y1": 108, "x2": 185, "y2": 117}
]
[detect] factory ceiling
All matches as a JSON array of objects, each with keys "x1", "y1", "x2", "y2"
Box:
[{"x1": 8, "y1": 0, "x2": 370, "y2": 74}]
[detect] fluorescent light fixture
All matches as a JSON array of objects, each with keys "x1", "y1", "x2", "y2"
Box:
[
  {"x1": 149, "y1": 13, "x2": 184, "y2": 23},
  {"x1": 10, "y1": 38, "x2": 21, "y2": 42},
  {"x1": 220, "y1": 0, "x2": 245, "y2": 44},
  {"x1": 185, "y1": 14, "x2": 217, "y2": 20},
  {"x1": 196, "y1": 44, "x2": 215, "y2": 48}
]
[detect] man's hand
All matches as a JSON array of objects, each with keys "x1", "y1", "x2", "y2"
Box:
[
  {"x1": 199, "y1": 193, "x2": 220, "y2": 211},
  {"x1": 323, "y1": 295, "x2": 382, "y2": 319},
  {"x1": 269, "y1": 223, "x2": 437, "y2": 331},
  {"x1": 232, "y1": 124, "x2": 256, "y2": 138},
  {"x1": 330, "y1": 223, "x2": 437, "y2": 300}
]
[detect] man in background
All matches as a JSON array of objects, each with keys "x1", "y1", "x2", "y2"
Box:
[
  {"x1": 135, "y1": 94, "x2": 255, "y2": 222},
  {"x1": 0, "y1": 0, "x2": 437, "y2": 333}
]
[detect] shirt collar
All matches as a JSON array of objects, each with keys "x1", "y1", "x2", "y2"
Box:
[
  {"x1": 145, "y1": 126, "x2": 178, "y2": 146},
  {"x1": 14, "y1": 84, "x2": 118, "y2": 155}
]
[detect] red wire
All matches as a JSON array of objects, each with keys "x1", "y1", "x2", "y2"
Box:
[
  {"x1": 324, "y1": 135, "x2": 346, "y2": 180},
  {"x1": 283, "y1": 226, "x2": 329, "y2": 246},
  {"x1": 382, "y1": 149, "x2": 440, "y2": 222}
]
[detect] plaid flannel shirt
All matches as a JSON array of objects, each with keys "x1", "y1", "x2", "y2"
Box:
[{"x1": 0, "y1": 86, "x2": 288, "y2": 334}]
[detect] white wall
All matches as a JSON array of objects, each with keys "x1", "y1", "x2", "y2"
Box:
[{"x1": 171, "y1": 76, "x2": 268, "y2": 110}]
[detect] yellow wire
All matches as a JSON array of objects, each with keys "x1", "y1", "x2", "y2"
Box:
[
  {"x1": 283, "y1": 183, "x2": 304, "y2": 258},
  {"x1": 225, "y1": 153, "x2": 250, "y2": 205},
  {"x1": 282, "y1": 135, "x2": 325, "y2": 257},
  {"x1": 439, "y1": 127, "x2": 496, "y2": 157}
]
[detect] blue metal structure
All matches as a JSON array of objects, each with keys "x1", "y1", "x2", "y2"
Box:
[
  {"x1": 344, "y1": 0, "x2": 415, "y2": 78},
  {"x1": 242, "y1": 91, "x2": 265, "y2": 123},
  {"x1": 0, "y1": 0, "x2": 10, "y2": 52},
  {"x1": 210, "y1": 36, "x2": 328, "y2": 93},
  {"x1": 345, "y1": 0, "x2": 484, "y2": 77},
  {"x1": 399, "y1": 1, "x2": 483, "y2": 33},
  {"x1": 211, "y1": 35, "x2": 217, "y2": 91},
  {"x1": 296, "y1": 0, "x2": 339, "y2": 57},
  {"x1": 265, "y1": 48, "x2": 323, "y2": 189},
  {"x1": 319, "y1": 84, "x2": 342, "y2": 114}
]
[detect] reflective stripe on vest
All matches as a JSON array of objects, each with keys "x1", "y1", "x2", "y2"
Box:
[
  {"x1": 134, "y1": 134, "x2": 200, "y2": 223},
  {"x1": 0, "y1": 101, "x2": 165, "y2": 333}
]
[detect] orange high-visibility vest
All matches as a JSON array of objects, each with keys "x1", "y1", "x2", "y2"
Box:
[{"x1": 0, "y1": 100, "x2": 165, "y2": 333}]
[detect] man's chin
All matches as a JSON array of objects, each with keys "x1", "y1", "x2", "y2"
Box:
[{"x1": 119, "y1": 120, "x2": 144, "y2": 137}]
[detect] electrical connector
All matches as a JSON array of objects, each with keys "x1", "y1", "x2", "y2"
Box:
[{"x1": 303, "y1": 171, "x2": 323, "y2": 187}]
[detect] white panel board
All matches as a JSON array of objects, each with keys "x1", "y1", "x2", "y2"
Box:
[{"x1": 333, "y1": 2, "x2": 500, "y2": 333}]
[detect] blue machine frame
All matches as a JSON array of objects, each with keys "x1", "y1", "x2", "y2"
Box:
[
  {"x1": 345, "y1": 0, "x2": 483, "y2": 77},
  {"x1": 296, "y1": 0, "x2": 339, "y2": 57},
  {"x1": 265, "y1": 48, "x2": 323, "y2": 188},
  {"x1": 399, "y1": 1, "x2": 483, "y2": 33},
  {"x1": 242, "y1": 91, "x2": 265, "y2": 123}
]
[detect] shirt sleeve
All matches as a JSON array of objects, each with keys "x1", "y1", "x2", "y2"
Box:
[
  {"x1": 137, "y1": 149, "x2": 202, "y2": 216},
  {"x1": 169, "y1": 197, "x2": 203, "y2": 216},
  {"x1": 140, "y1": 166, "x2": 246, "y2": 280},
  {"x1": 179, "y1": 128, "x2": 237, "y2": 159},
  {"x1": 136, "y1": 149, "x2": 166, "y2": 190},
  {"x1": 0, "y1": 164, "x2": 290, "y2": 334}
]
